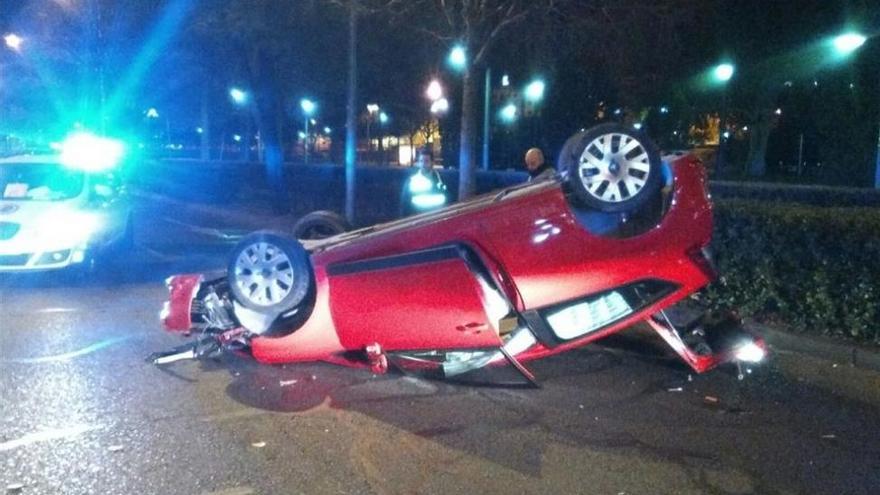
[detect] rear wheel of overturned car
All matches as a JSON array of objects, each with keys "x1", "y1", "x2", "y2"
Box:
[
  {"x1": 227, "y1": 231, "x2": 312, "y2": 313},
  {"x1": 291, "y1": 210, "x2": 351, "y2": 240},
  {"x1": 561, "y1": 123, "x2": 662, "y2": 213}
]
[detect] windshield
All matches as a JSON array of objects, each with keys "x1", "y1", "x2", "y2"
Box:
[{"x1": 0, "y1": 163, "x2": 85, "y2": 201}]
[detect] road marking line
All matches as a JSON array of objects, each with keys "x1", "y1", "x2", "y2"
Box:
[
  {"x1": 200, "y1": 487, "x2": 255, "y2": 495},
  {"x1": 0, "y1": 424, "x2": 100, "y2": 452},
  {"x1": 1, "y1": 336, "x2": 132, "y2": 364},
  {"x1": 37, "y1": 307, "x2": 78, "y2": 314}
]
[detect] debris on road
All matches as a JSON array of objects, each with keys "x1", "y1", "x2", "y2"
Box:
[
  {"x1": 279, "y1": 379, "x2": 298, "y2": 387},
  {"x1": 250, "y1": 441, "x2": 266, "y2": 448},
  {"x1": 821, "y1": 434, "x2": 837, "y2": 439},
  {"x1": 6, "y1": 483, "x2": 24, "y2": 493},
  {"x1": 667, "y1": 387, "x2": 684, "y2": 392},
  {"x1": 704, "y1": 395, "x2": 720, "y2": 404},
  {"x1": 107, "y1": 445, "x2": 124, "y2": 453}
]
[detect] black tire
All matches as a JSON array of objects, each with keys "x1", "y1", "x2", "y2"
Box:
[
  {"x1": 562, "y1": 124, "x2": 662, "y2": 213},
  {"x1": 292, "y1": 210, "x2": 351, "y2": 240},
  {"x1": 227, "y1": 231, "x2": 313, "y2": 313}
]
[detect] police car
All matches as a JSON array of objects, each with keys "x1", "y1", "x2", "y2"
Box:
[{"x1": 0, "y1": 133, "x2": 133, "y2": 272}]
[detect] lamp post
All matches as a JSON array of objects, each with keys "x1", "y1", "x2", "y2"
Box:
[
  {"x1": 301, "y1": 98, "x2": 316, "y2": 164},
  {"x1": 828, "y1": 32, "x2": 874, "y2": 187},
  {"x1": 712, "y1": 62, "x2": 735, "y2": 175},
  {"x1": 366, "y1": 103, "x2": 379, "y2": 161},
  {"x1": 230, "y1": 87, "x2": 250, "y2": 162}
]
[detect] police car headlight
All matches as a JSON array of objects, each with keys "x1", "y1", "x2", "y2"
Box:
[{"x1": 36, "y1": 211, "x2": 102, "y2": 245}]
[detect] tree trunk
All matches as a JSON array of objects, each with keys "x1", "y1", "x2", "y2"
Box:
[
  {"x1": 344, "y1": 1, "x2": 358, "y2": 224},
  {"x1": 458, "y1": 67, "x2": 478, "y2": 200},
  {"x1": 747, "y1": 110, "x2": 771, "y2": 176}
]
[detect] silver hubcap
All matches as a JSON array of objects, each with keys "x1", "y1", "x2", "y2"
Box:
[
  {"x1": 577, "y1": 133, "x2": 651, "y2": 203},
  {"x1": 234, "y1": 242, "x2": 295, "y2": 306}
]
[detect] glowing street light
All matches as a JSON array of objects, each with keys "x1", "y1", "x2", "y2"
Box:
[
  {"x1": 300, "y1": 98, "x2": 316, "y2": 115},
  {"x1": 3, "y1": 33, "x2": 23, "y2": 51},
  {"x1": 229, "y1": 87, "x2": 248, "y2": 105},
  {"x1": 499, "y1": 103, "x2": 517, "y2": 123},
  {"x1": 448, "y1": 45, "x2": 467, "y2": 71},
  {"x1": 713, "y1": 63, "x2": 735, "y2": 83},
  {"x1": 379, "y1": 111, "x2": 389, "y2": 124},
  {"x1": 426, "y1": 80, "x2": 444, "y2": 101},
  {"x1": 833, "y1": 32, "x2": 867, "y2": 55},
  {"x1": 524, "y1": 79, "x2": 546, "y2": 102},
  {"x1": 430, "y1": 97, "x2": 450, "y2": 115}
]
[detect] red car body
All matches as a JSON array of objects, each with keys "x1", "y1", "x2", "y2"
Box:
[{"x1": 160, "y1": 153, "x2": 765, "y2": 379}]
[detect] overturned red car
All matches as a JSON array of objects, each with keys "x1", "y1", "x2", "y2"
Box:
[{"x1": 154, "y1": 124, "x2": 766, "y2": 384}]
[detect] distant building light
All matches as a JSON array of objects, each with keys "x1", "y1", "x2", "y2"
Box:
[
  {"x1": 660, "y1": 106, "x2": 669, "y2": 114},
  {"x1": 813, "y1": 80, "x2": 819, "y2": 87},
  {"x1": 448, "y1": 45, "x2": 466, "y2": 70},
  {"x1": 722, "y1": 131, "x2": 730, "y2": 139},
  {"x1": 633, "y1": 123, "x2": 643, "y2": 130},
  {"x1": 379, "y1": 111, "x2": 389, "y2": 124},
  {"x1": 784, "y1": 81, "x2": 793, "y2": 87},
  {"x1": 233, "y1": 134, "x2": 242, "y2": 142},
  {"x1": 742, "y1": 126, "x2": 749, "y2": 131},
  {"x1": 366, "y1": 103, "x2": 379, "y2": 114},
  {"x1": 146, "y1": 108, "x2": 159, "y2": 118},
  {"x1": 774, "y1": 108, "x2": 782, "y2": 115},
  {"x1": 196, "y1": 127, "x2": 204, "y2": 134},
  {"x1": 501, "y1": 74, "x2": 510, "y2": 87},
  {"x1": 323, "y1": 126, "x2": 331, "y2": 134},
  {"x1": 613, "y1": 108, "x2": 621, "y2": 115},
  {"x1": 298, "y1": 131, "x2": 306, "y2": 139},
  {"x1": 524, "y1": 79, "x2": 546, "y2": 102}
]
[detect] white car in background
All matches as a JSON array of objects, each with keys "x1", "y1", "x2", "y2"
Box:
[{"x1": 0, "y1": 134, "x2": 133, "y2": 273}]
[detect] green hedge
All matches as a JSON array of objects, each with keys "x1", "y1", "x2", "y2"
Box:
[{"x1": 706, "y1": 200, "x2": 880, "y2": 345}]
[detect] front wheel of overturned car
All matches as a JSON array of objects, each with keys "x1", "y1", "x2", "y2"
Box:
[
  {"x1": 561, "y1": 123, "x2": 663, "y2": 213},
  {"x1": 227, "y1": 231, "x2": 313, "y2": 314},
  {"x1": 291, "y1": 210, "x2": 351, "y2": 240}
]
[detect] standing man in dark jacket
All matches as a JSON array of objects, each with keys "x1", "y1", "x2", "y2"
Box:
[{"x1": 525, "y1": 147, "x2": 555, "y2": 181}]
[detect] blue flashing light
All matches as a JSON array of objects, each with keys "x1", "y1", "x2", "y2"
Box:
[{"x1": 59, "y1": 132, "x2": 125, "y2": 172}]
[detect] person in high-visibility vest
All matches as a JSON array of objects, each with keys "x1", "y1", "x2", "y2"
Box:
[{"x1": 400, "y1": 146, "x2": 447, "y2": 217}]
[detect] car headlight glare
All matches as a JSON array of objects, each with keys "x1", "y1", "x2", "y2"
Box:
[{"x1": 735, "y1": 342, "x2": 765, "y2": 363}]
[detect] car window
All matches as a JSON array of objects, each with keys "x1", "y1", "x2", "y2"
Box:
[{"x1": 0, "y1": 163, "x2": 85, "y2": 201}]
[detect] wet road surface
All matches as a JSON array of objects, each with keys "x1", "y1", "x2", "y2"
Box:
[{"x1": 1, "y1": 209, "x2": 879, "y2": 495}]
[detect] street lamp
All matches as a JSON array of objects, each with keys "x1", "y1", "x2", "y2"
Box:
[
  {"x1": 832, "y1": 32, "x2": 867, "y2": 55},
  {"x1": 713, "y1": 63, "x2": 735, "y2": 83},
  {"x1": 3, "y1": 33, "x2": 23, "y2": 51},
  {"x1": 499, "y1": 103, "x2": 517, "y2": 124},
  {"x1": 712, "y1": 62, "x2": 735, "y2": 174},
  {"x1": 448, "y1": 45, "x2": 467, "y2": 71},
  {"x1": 430, "y1": 98, "x2": 449, "y2": 115},
  {"x1": 300, "y1": 98, "x2": 317, "y2": 163},
  {"x1": 229, "y1": 87, "x2": 248, "y2": 105},
  {"x1": 524, "y1": 79, "x2": 546, "y2": 103},
  {"x1": 426, "y1": 80, "x2": 444, "y2": 102}
]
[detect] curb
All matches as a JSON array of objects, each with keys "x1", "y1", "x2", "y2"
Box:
[{"x1": 747, "y1": 319, "x2": 880, "y2": 372}]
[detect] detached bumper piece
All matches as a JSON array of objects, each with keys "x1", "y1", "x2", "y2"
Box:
[{"x1": 646, "y1": 307, "x2": 767, "y2": 375}]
